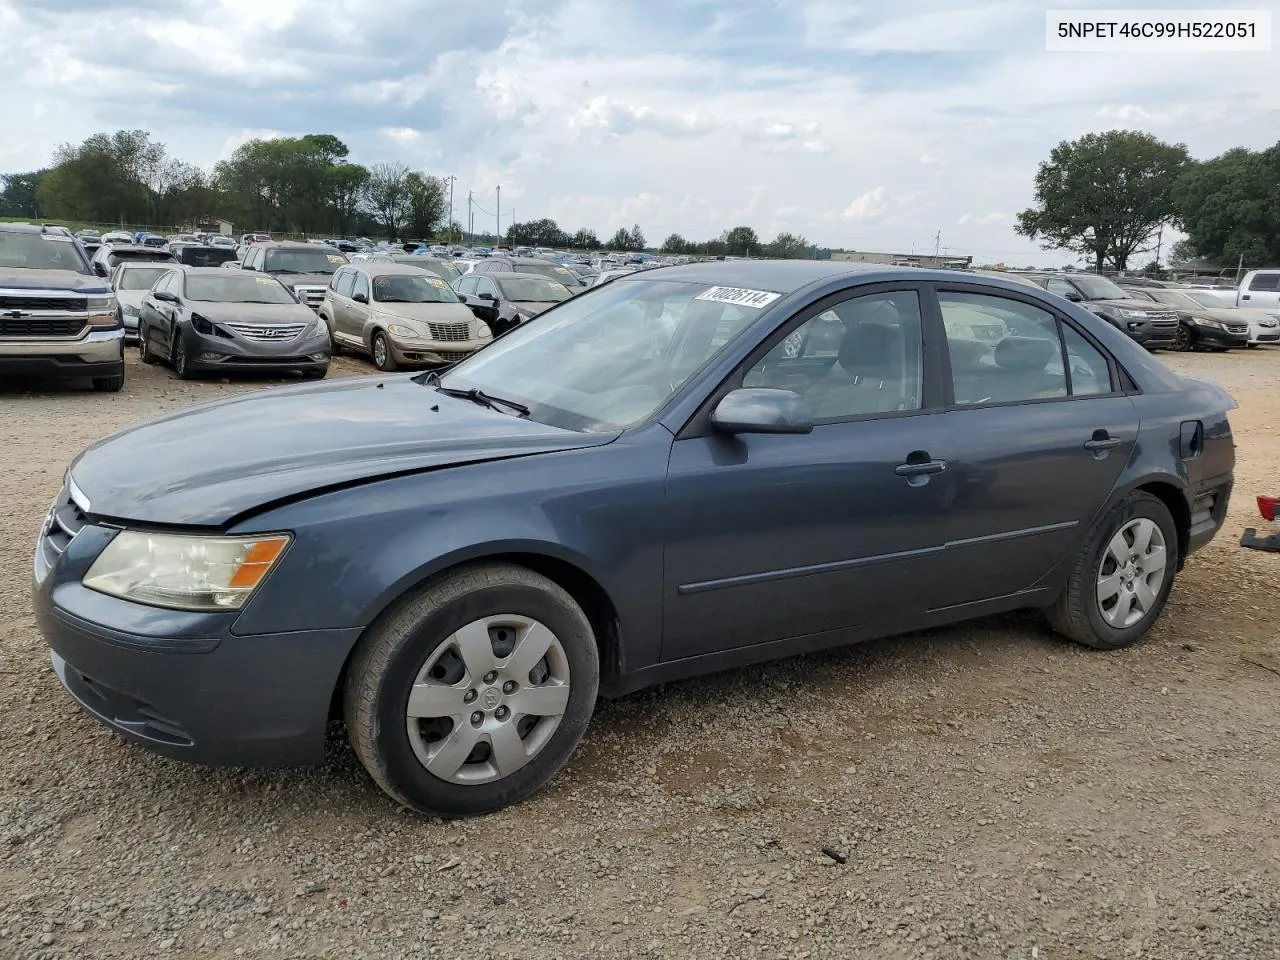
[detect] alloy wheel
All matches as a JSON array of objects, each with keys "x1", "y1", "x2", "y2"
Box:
[
  {"x1": 373, "y1": 335, "x2": 388, "y2": 369},
  {"x1": 1096, "y1": 518, "x2": 1167, "y2": 628},
  {"x1": 405, "y1": 615, "x2": 571, "y2": 785},
  {"x1": 1174, "y1": 325, "x2": 1192, "y2": 352},
  {"x1": 174, "y1": 340, "x2": 188, "y2": 377}
]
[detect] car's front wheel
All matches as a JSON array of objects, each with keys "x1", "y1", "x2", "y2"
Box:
[
  {"x1": 372, "y1": 331, "x2": 398, "y2": 372},
  {"x1": 1046, "y1": 491, "x2": 1179, "y2": 650},
  {"x1": 1173, "y1": 324, "x2": 1193, "y2": 352},
  {"x1": 344, "y1": 564, "x2": 599, "y2": 817},
  {"x1": 138, "y1": 324, "x2": 158, "y2": 364},
  {"x1": 171, "y1": 335, "x2": 194, "y2": 380}
]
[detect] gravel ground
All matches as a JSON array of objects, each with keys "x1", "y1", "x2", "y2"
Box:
[{"x1": 0, "y1": 347, "x2": 1278, "y2": 960}]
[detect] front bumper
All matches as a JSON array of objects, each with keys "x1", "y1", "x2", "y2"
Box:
[
  {"x1": 181, "y1": 325, "x2": 330, "y2": 375},
  {"x1": 389, "y1": 336, "x2": 488, "y2": 368},
  {"x1": 1192, "y1": 325, "x2": 1250, "y2": 348},
  {"x1": 34, "y1": 555, "x2": 359, "y2": 766},
  {"x1": 0, "y1": 327, "x2": 125, "y2": 380}
]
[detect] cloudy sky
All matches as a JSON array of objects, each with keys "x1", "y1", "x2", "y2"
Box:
[{"x1": 1, "y1": 0, "x2": 1275, "y2": 264}]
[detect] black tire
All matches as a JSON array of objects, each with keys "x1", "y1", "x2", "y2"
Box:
[
  {"x1": 92, "y1": 373, "x2": 124, "y2": 393},
  {"x1": 1173, "y1": 324, "x2": 1192, "y2": 352},
  {"x1": 138, "y1": 324, "x2": 158, "y2": 364},
  {"x1": 172, "y1": 334, "x2": 194, "y2": 380},
  {"x1": 372, "y1": 331, "x2": 398, "y2": 372},
  {"x1": 344, "y1": 564, "x2": 599, "y2": 817},
  {"x1": 304, "y1": 367, "x2": 328, "y2": 379},
  {"x1": 1046, "y1": 491, "x2": 1180, "y2": 650},
  {"x1": 1246, "y1": 342, "x2": 1259, "y2": 349}
]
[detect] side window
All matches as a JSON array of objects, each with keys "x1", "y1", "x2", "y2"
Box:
[
  {"x1": 940, "y1": 293, "x2": 1067, "y2": 405},
  {"x1": 1044, "y1": 278, "x2": 1077, "y2": 299},
  {"x1": 334, "y1": 269, "x2": 356, "y2": 298},
  {"x1": 743, "y1": 291, "x2": 924, "y2": 420},
  {"x1": 1248, "y1": 273, "x2": 1280, "y2": 292},
  {"x1": 351, "y1": 272, "x2": 370, "y2": 301},
  {"x1": 1061, "y1": 323, "x2": 1113, "y2": 396},
  {"x1": 478, "y1": 278, "x2": 498, "y2": 299}
]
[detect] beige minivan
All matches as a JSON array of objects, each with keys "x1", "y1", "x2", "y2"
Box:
[{"x1": 321, "y1": 263, "x2": 492, "y2": 371}]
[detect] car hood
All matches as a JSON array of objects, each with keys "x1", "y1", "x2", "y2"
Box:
[
  {"x1": 511, "y1": 301, "x2": 559, "y2": 316},
  {"x1": 373, "y1": 301, "x2": 476, "y2": 324},
  {"x1": 267, "y1": 272, "x2": 337, "y2": 288},
  {"x1": 188, "y1": 300, "x2": 318, "y2": 325},
  {"x1": 0, "y1": 268, "x2": 107, "y2": 293},
  {"x1": 1089, "y1": 298, "x2": 1172, "y2": 312},
  {"x1": 69, "y1": 375, "x2": 616, "y2": 526}
]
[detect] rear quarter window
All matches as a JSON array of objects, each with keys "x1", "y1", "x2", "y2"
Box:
[{"x1": 1247, "y1": 273, "x2": 1280, "y2": 292}]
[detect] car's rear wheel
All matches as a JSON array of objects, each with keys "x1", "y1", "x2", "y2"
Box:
[
  {"x1": 1046, "y1": 491, "x2": 1179, "y2": 650},
  {"x1": 372, "y1": 331, "x2": 397, "y2": 371},
  {"x1": 344, "y1": 564, "x2": 599, "y2": 817}
]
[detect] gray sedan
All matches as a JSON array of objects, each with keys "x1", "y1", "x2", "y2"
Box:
[
  {"x1": 136, "y1": 267, "x2": 330, "y2": 379},
  {"x1": 35, "y1": 262, "x2": 1234, "y2": 817}
]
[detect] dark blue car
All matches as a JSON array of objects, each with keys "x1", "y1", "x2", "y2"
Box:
[{"x1": 33, "y1": 262, "x2": 1235, "y2": 816}]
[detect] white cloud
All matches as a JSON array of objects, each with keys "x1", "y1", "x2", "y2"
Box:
[
  {"x1": 381, "y1": 127, "x2": 422, "y2": 143},
  {"x1": 842, "y1": 187, "x2": 889, "y2": 222},
  {"x1": 802, "y1": 140, "x2": 832, "y2": 154},
  {"x1": 958, "y1": 212, "x2": 1010, "y2": 226}
]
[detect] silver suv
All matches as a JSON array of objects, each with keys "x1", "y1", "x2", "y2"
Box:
[{"x1": 0, "y1": 223, "x2": 124, "y2": 391}]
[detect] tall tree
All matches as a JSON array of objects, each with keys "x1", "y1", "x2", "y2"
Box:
[
  {"x1": 1173, "y1": 143, "x2": 1280, "y2": 266},
  {"x1": 723, "y1": 225, "x2": 759, "y2": 256},
  {"x1": 764, "y1": 232, "x2": 808, "y2": 258},
  {"x1": 328, "y1": 163, "x2": 370, "y2": 237},
  {"x1": 628, "y1": 224, "x2": 646, "y2": 251},
  {"x1": 1016, "y1": 130, "x2": 1190, "y2": 272},
  {"x1": 0, "y1": 171, "x2": 47, "y2": 218},
  {"x1": 570, "y1": 227, "x2": 600, "y2": 250},
  {"x1": 607, "y1": 227, "x2": 634, "y2": 251},
  {"x1": 365, "y1": 162, "x2": 411, "y2": 237},
  {"x1": 661, "y1": 233, "x2": 687, "y2": 254},
  {"x1": 404, "y1": 172, "x2": 446, "y2": 238}
]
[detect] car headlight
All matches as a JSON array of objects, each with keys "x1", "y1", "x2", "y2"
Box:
[
  {"x1": 86, "y1": 294, "x2": 118, "y2": 327},
  {"x1": 1261, "y1": 317, "x2": 1278, "y2": 328},
  {"x1": 476, "y1": 322, "x2": 493, "y2": 339},
  {"x1": 83, "y1": 531, "x2": 291, "y2": 611},
  {"x1": 121, "y1": 303, "x2": 139, "y2": 317},
  {"x1": 1117, "y1": 309, "x2": 1149, "y2": 319},
  {"x1": 1192, "y1": 318, "x2": 1226, "y2": 330},
  {"x1": 387, "y1": 323, "x2": 424, "y2": 339}
]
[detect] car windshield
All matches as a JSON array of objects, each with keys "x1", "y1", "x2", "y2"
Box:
[
  {"x1": 396, "y1": 257, "x2": 461, "y2": 284},
  {"x1": 1072, "y1": 275, "x2": 1128, "y2": 300},
  {"x1": 497, "y1": 277, "x2": 571, "y2": 302},
  {"x1": 514, "y1": 260, "x2": 584, "y2": 285},
  {"x1": 440, "y1": 279, "x2": 759, "y2": 431},
  {"x1": 263, "y1": 248, "x2": 346, "y2": 275},
  {"x1": 373, "y1": 274, "x2": 458, "y2": 304},
  {"x1": 185, "y1": 275, "x2": 296, "y2": 303},
  {"x1": 0, "y1": 231, "x2": 90, "y2": 274},
  {"x1": 117, "y1": 267, "x2": 170, "y2": 291},
  {"x1": 1183, "y1": 290, "x2": 1233, "y2": 309},
  {"x1": 178, "y1": 247, "x2": 238, "y2": 267},
  {"x1": 1150, "y1": 290, "x2": 1201, "y2": 310}
]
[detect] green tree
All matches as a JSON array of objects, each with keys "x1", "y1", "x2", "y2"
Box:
[
  {"x1": 0, "y1": 171, "x2": 47, "y2": 218},
  {"x1": 764, "y1": 232, "x2": 808, "y2": 258},
  {"x1": 1016, "y1": 130, "x2": 1190, "y2": 272},
  {"x1": 328, "y1": 163, "x2": 370, "y2": 236},
  {"x1": 404, "y1": 172, "x2": 446, "y2": 239},
  {"x1": 661, "y1": 233, "x2": 687, "y2": 254},
  {"x1": 723, "y1": 225, "x2": 759, "y2": 257},
  {"x1": 364, "y1": 162, "x2": 411, "y2": 237},
  {"x1": 608, "y1": 227, "x2": 634, "y2": 251},
  {"x1": 1173, "y1": 144, "x2": 1280, "y2": 266},
  {"x1": 570, "y1": 227, "x2": 600, "y2": 250},
  {"x1": 628, "y1": 224, "x2": 646, "y2": 251}
]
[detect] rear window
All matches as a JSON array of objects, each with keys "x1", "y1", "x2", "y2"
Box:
[
  {"x1": 177, "y1": 247, "x2": 238, "y2": 268},
  {"x1": 117, "y1": 266, "x2": 171, "y2": 291},
  {"x1": 1247, "y1": 272, "x2": 1280, "y2": 292},
  {"x1": 0, "y1": 230, "x2": 91, "y2": 274}
]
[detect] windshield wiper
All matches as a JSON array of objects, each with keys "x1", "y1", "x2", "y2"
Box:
[{"x1": 435, "y1": 385, "x2": 530, "y2": 416}]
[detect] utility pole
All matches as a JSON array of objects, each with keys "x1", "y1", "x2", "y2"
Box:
[
  {"x1": 496, "y1": 184, "x2": 501, "y2": 250},
  {"x1": 1154, "y1": 223, "x2": 1164, "y2": 270},
  {"x1": 446, "y1": 176, "x2": 457, "y2": 245},
  {"x1": 934, "y1": 230, "x2": 941, "y2": 257},
  {"x1": 467, "y1": 190, "x2": 473, "y2": 241}
]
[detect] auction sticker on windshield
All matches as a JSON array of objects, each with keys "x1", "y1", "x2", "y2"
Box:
[
  {"x1": 427, "y1": 277, "x2": 449, "y2": 289},
  {"x1": 327, "y1": 255, "x2": 344, "y2": 263},
  {"x1": 694, "y1": 286, "x2": 781, "y2": 309}
]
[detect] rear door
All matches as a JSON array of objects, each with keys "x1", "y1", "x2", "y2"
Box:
[
  {"x1": 348, "y1": 271, "x2": 373, "y2": 346},
  {"x1": 923, "y1": 285, "x2": 1139, "y2": 609}
]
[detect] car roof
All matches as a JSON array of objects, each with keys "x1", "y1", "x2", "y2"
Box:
[
  {"x1": 182, "y1": 266, "x2": 271, "y2": 276},
  {"x1": 612, "y1": 259, "x2": 884, "y2": 293},
  {"x1": 495, "y1": 272, "x2": 569, "y2": 284},
  {"x1": 257, "y1": 241, "x2": 336, "y2": 250},
  {"x1": 353, "y1": 263, "x2": 426, "y2": 276}
]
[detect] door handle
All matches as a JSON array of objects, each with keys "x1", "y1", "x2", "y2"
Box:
[
  {"x1": 894, "y1": 459, "x2": 947, "y2": 477},
  {"x1": 1083, "y1": 437, "x2": 1121, "y2": 452}
]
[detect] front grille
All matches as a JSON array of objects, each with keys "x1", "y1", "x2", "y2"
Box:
[
  {"x1": 223, "y1": 322, "x2": 306, "y2": 342},
  {"x1": 292, "y1": 286, "x2": 327, "y2": 311},
  {"x1": 427, "y1": 322, "x2": 472, "y2": 342},
  {"x1": 437, "y1": 349, "x2": 477, "y2": 362},
  {"x1": 1227, "y1": 325, "x2": 1248, "y2": 334},
  {"x1": 39, "y1": 485, "x2": 87, "y2": 569},
  {"x1": 0, "y1": 294, "x2": 87, "y2": 312},
  {"x1": 0, "y1": 316, "x2": 87, "y2": 337}
]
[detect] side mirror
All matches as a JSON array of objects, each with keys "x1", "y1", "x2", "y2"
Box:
[
  {"x1": 478, "y1": 292, "x2": 496, "y2": 302},
  {"x1": 152, "y1": 290, "x2": 178, "y2": 303},
  {"x1": 94, "y1": 262, "x2": 108, "y2": 277},
  {"x1": 1063, "y1": 290, "x2": 1083, "y2": 302},
  {"x1": 711, "y1": 388, "x2": 814, "y2": 436},
  {"x1": 456, "y1": 293, "x2": 467, "y2": 303},
  {"x1": 352, "y1": 292, "x2": 369, "y2": 304}
]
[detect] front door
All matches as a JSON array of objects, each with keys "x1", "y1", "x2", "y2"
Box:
[
  {"x1": 924, "y1": 287, "x2": 1140, "y2": 608},
  {"x1": 662, "y1": 287, "x2": 956, "y2": 661}
]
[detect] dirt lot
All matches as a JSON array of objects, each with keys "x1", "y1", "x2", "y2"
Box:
[{"x1": 0, "y1": 348, "x2": 1277, "y2": 960}]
